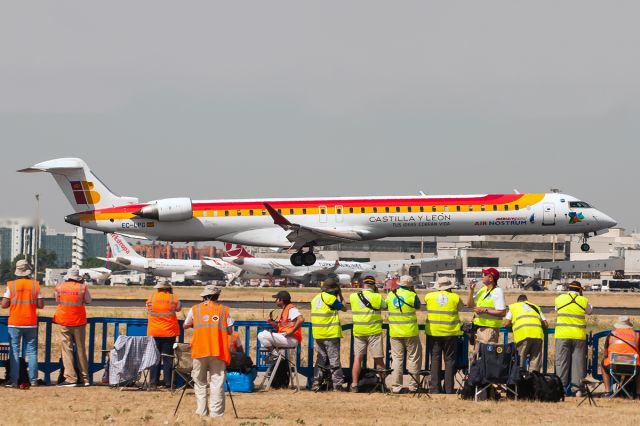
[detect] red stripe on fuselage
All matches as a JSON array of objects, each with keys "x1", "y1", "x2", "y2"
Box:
[{"x1": 83, "y1": 194, "x2": 526, "y2": 216}]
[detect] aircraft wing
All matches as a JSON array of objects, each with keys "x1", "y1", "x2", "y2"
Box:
[
  {"x1": 290, "y1": 260, "x2": 340, "y2": 279},
  {"x1": 200, "y1": 259, "x2": 228, "y2": 274},
  {"x1": 263, "y1": 203, "x2": 364, "y2": 249}
]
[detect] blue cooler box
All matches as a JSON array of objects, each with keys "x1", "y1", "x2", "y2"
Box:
[{"x1": 224, "y1": 368, "x2": 258, "y2": 393}]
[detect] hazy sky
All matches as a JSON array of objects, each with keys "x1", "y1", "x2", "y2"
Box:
[{"x1": 1, "y1": 1, "x2": 638, "y2": 232}]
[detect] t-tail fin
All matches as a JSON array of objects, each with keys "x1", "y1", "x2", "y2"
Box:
[
  {"x1": 224, "y1": 243, "x2": 254, "y2": 258},
  {"x1": 107, "y1": 233, "x2": 143, "y2": 258},
  {"x1": 19, "y1": 157, "x2": 138, "y2": 212}
]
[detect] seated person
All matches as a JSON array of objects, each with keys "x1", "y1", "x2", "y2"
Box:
[
  {"x1": 602, "y1": 316, "x2": 640, "y2": 395},
  {"x1": 258, "y1": 291, "x2": 303, "y2": 351}
]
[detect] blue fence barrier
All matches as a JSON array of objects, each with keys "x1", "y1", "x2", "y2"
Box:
[{"x1": 0, "y1": 316, "x2": 623, "y2": 386}]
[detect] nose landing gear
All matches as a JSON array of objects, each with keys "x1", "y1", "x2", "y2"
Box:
[
  {"x1": 290, "y1": 249, "x2": 317, "y2": 266},
  {"x1": 580, "y1": 233, "x2": 591, "y2": 252}
]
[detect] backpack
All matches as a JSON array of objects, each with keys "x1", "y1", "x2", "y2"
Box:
[
  {"x1": 357, "y1": 368, "x2": 379, "y2": 392},
  {"x1": 5, "y1": 357, "x2": 30, "y2": 388},
  {"x1": 530, "y1": 371, "x2": 565, "y2": 402},
  {"x1": 269, "y1": 359, "x2": 290, "y2": 389},
  {"x1": 506, "y1": 368, "x2": 535, "y2": 400},
  {"x1": 228, "y1": 351, "x2": 254, "y2": 373}
]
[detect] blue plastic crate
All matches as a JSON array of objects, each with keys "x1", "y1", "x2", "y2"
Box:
[{"x1": 224, "y1": 368, "x2": 257, "y2": 393}]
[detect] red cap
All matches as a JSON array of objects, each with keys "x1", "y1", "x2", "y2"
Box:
[{"x1": 482, "y1": 267, "x2": 500, "y2": 281}]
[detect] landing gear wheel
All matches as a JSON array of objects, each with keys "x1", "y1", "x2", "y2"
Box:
[
  {"x1": 290, "y1": 252, "x2": 304, "y2": 266},
  {"x1": 302, "y1": 252, "x2": 317, "y2": 266},
  {"x1": 581, "y1": 243, "x2": 590, "y2": 252}
]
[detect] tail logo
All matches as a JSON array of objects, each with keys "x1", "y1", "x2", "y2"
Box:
[
  {"x1": 224, "y1": 243, "x2": 253, "y2": 258},
  {"x1": 111, "y1": 234, "x2": 130, "y2": 255},
  {"x1": 70, "y1": 181, "x2": 101, "y2": 205}
]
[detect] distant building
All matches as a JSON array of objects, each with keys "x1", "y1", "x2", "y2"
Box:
[
  {"x1": 0, "y1": 218, "x2": 38, "y2": 263},
  {"x1": 130, "y1": 242, "x2": 219, "y2": 260}
]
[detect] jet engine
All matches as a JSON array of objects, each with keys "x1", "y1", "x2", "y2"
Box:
[{"x1": 134, "y1": 198, "x2": 193, "y2": 222}]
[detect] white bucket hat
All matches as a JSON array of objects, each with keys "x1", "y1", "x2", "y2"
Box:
[
  {"x1": 613, "y1": 315, "x2": 633, "y2": 329},
  {"x1": 65, "y1": 266, "x2": 82, "y2": 281},
  {"x1": 153, "y1": 281, "x2": 172, "y2": 289},
  {"x1": 434, "y1": 277, "x2": 455, "y2": 291},
  {"x1": 398, "y1": 275, "x2": 414, "y2": 287},
  {"x1": 15, "y1": 259, "x2": 32, "y2": 277},
  {"x1": 200, "y1": 285, "x2": 222, "y2": 297}
]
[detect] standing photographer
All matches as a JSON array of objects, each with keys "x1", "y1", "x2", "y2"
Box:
[{"x1": 310, "y1": 277, "x2": 347, "y2": 391}]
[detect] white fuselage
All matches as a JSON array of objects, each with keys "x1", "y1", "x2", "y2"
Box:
[{"x1": 76, "y1": 193, "x2": 616, "y2": 246}]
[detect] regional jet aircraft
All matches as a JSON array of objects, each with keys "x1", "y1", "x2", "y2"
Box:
[
  {"x1": 20, "y1": 158, "x2": 617, "y2": 266},
  {"x1": 99, "y1": 233, "x2": 242, "y2": 282}
]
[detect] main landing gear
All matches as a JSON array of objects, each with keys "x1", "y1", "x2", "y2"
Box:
[
  {"x1": 290, "y1": 249, "x2": 316, "y2": 267},
  {"x1": 580, "y1": 233, "x2": 591, "y2": 252}
]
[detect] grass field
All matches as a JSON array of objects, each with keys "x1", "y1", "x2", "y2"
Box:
[{"x1": 0, "y1": 386, "x2": 638, "y2": 425}]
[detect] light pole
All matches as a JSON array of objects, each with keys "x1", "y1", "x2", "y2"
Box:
[{"x1": 34, "y1": 194, "x2": 40, "y2": 285}]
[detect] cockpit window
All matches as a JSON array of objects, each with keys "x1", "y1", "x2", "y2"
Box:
[{"x1": 569, "y1": 201, "x2": 592, "y2": 208}]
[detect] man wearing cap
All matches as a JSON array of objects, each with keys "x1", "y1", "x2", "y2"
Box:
[
  {"x1": 349, "y1": 276, "x2": 387, "y2": 392},
  {"x1": 467, "y1": 267, "x2": 506, "y2": 349},
  {"x1": 1, "y1": 259, "x2": 45, "y2": 387},
  {"x1": 54, "y1": 267, "x2": 92, "y2": 387},
  {"x1": 503, "y1": 294, "x2": 548, "y2": 372},
  {"x1": 183, "y1": 285, "x2": 233, "y2": 417},
  {"x1": 258, "y1": 290, "x2": 304, "y2": 351},
  {"x1": 601, "y1": 316, "x2": 640, "y2": 395},
  {"x1": 554, "y1": 281, "x2": 592, "y2": 394},
  {"x1": 146, "y1": 281, "x2": 181, "y2": 388},
  {"x1": 386, "y1": 275, "x2": 422, "y2": 393},
  {"x1": 310, "y1": 277, "x2": 347, "y2": 391},
  {"x1": 424, "y1": 277, "x2": 463, "y2": 394}
]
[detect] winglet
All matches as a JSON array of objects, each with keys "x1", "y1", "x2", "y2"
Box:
[{"x1": 263, "y1": 203, "x2": 291, "y2": 227}]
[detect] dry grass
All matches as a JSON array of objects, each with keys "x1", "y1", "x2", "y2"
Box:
[{"x1": 0, "y1": 386, "x2": 638, "y2": 425}]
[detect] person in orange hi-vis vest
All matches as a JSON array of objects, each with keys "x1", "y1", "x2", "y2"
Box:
[
  {"x1": 54, "y1": 267, "x2": 92, "y2": 387},
  {"x1": 257, "y1": 290, "x2": 304, "y2": 354},
  {"x1": 601, "y1": 316, "x2": 640, "y2": 395},
  {"x1": 183, "y1": 285, "x2": 233, "y2": 418},
  {"x1": 146, "y1": 281, "x2": 181, "y2": 388},
  {"x1": 1, "y1": 259, "x2": 45, "y2": 387}
]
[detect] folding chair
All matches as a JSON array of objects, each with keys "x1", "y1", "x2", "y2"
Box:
[
  {"x1": 259, "y1": 344, "x2": 300, "y2": 391},
  {"x1": 106, "y1": 336, "x2": 159, "y2": 390},
  {"x1": 167, "y1": 343, "x2": 194, "y2": 393},
  {"x1": 609, "y1": 353, "x2": 638, "y2": 399},
  {"x1": 473, "y1": 343, "x2": 520, "y2": 401}
]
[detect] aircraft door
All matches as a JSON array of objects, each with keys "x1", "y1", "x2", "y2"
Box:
[
  {"x1": 318, "y1": 205, "x2": 328, "y2": 223},
  {"x1": 543, "y1": 203, "x2": 555, "y2": 226},
  {"x1": 335, "y1": 205, "x2": 344, "y2": 223}
]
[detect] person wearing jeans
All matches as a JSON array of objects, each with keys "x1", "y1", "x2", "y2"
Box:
[{"x1": 1, "y1": 260, "x2": 45, "y2": 387}]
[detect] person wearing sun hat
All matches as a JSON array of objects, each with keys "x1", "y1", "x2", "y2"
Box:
[
  {"x1": 183, "y1": 285, "x2": 233, "y2": 417},
  {"x1": 554, "y1": 280, "x2": 593, "y2": 395},
  {"x1": 601, "y1": 316, "x2": 640, "y2": 395},
  {"x1": 146, "y1": 280, "x2": 181, "y2": 388},
  {"x1": 425, "y1": 277, "x2": 463, "y2": 394},
  {"x1": 54, "y1": 266, "x2": 92, "y2": 387},
  {"x1": 349, "y1": 275, "x2": 387, "y2": 392},
  {"x1": 1, "y1": 259, "x2": 45, "y2": 388},
  {"x1": 386, "y1": 274, "x2": 422, "y2": 393}
]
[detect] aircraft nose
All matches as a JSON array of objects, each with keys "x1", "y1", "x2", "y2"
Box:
[{"x1": 597, "y1": 211, "x2": 617, "y2": 229}]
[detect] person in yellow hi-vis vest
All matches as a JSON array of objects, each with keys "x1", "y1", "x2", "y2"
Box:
[
  {"x1": 386, "y1": 275, "x2": 422, "y2": 393},
  {"x1": 554, "y1": 281, "x2": 592, "y2": 395},
  {"x1": 311, "y1": 278, "x2": 347, "y2": 391},
  {"x1": 467, "y1": 267, "x2": 506, "y2": 350},
  {"x1": 424, "y1": 277, "x2": 463, "y2": 394},
  {"x1": 349, "y1": 276, "x2": 387, "y2": 393},
  {"x1": 503, "y1": 294, "x2": 548, "y2": 372}
]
